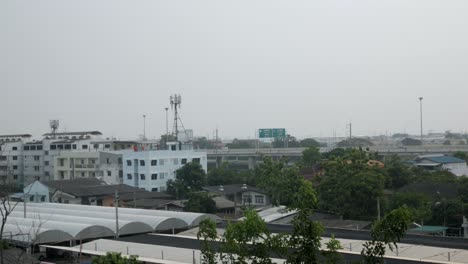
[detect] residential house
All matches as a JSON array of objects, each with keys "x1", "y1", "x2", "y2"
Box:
[
  {"x1": 203, "y1": 184, "x2": 270, "y2": 214},
  {"x1": 411, "y1": 154, "x2": 468, "y2": 176}
]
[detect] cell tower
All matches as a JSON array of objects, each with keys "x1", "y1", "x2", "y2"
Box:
[
  {"x1": 170, "y1": 94, "x2": 188, "y2": 142},
  {"x1": 49, "y1": 120, "x2": 60, "y2": 138}
]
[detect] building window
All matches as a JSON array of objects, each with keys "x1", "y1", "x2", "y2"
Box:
[
  {"x1": 151, "y1": 160, "x2": 157, "y2": 166},
  {"x1": 152, "y1": 188, "x2": 158, "y2": 192},
  {"x1": 81, "y1": 159, "x2": 84, "y2": 165},
  {"x1": 106, "y1": 158, "x2": 110, "y2": 164},
  {"x1": 37, "y1": 145, "x2": 43, "y2": 150},
  {"x1": 64, "y1": 144, "x2": 71, "y2": 150},
  {"x1": 0, "y1": 156, "x2": 5, "y2": 161},
  {"x1": 107, "y1": 171, "x2": 111, "y2": 176},
  {"x1": 13, "y1": 165, "x2": 18, "y2": 170},
  {"x1": 12, "y1": 156, "x2": 17, "y2": 161},
  {"x1": 57, "y1": 145, "x2": 63, "y2": 150},
  {"x1": 60, "y1": 171, "x2": 65, "y2": 179},
  {"x1": 72, "y1": 144, "x2": 77, "y2": 149},
  {"x1": 34, "y1": 166, "x2": 39, "y2": 171},
  {"x1": 140, "y1": 160, "x2": 145, "y2": 166},
  {"x1": 160, "y1": 173, "x2": 165, "y2": 180},
  {"x1": 50, "y1": 145, "x2": 57, "y2": 150},
  {"x1": 126, "y1": 160, "x2": 132, "y2": 166},
  {"x1": 59, "y1": 159, "x2": 65, "y2": 166},
  {"x1": 159, "y1": 159, "x2": 165, "y2": 166},
  {"x1": 181, "y1": 158, "x2": 187, "y2": 165},
  {"x1": 255, "y1": 195, "x2": 264, "y2": 204},
  {"x1": 127, "y1": 174, "x2": 132, "y2": 180},
  {"x1": 93, "y1": 144, "x2": 99, "y2": 149},
  {"x1": 118, "y1": 158, "x2": 122, "y2": 164},
  {"x1": 29, "y1": 195, "x2": 34, "y2": 202},
  {"x1": 34, "y1": 156, "x2": 40, "y2": 161},
  {"x1": 44, "y1": 161, "x2": 49, "y2": 166},
  {"x1": 104, "y1": 144, "x2": 111, "y2": 149},
  {"x1": 12, "y1": 147, "x2": 18, "y2": 151},
  {"x1": 192, "y1": 158, "x2": 200, "y2": 163},
  {"x1": 44, "y1": 150, "x2": 49, "y2": 155},
  {"x1": 82, "y1": 144, "x2": 88, "y2": 149},
  {"x1": 91, "y1": 159, "x2": 96, "y2": 164},
  {"x1": 40, "y1": 195, "x2": 46, "y2": 202},
  {"x1": 23, "y1": 146, "x2": 30, "y2": 151},
  {"x1": 243, "y1": 195, "x2": 252, "y2": 204},
  {"x1": 81, "y1": 172, "x2": 85, "y2": 177},
  {"x1": 140, "y1": 174, "x2": 145, "y2": 180},
  {"x1": 45, "y1": 171, "x2": 49, "y2": 176},
  {"x1": 13, "y1": 175, "x2": 18, "y2": 180},
  {"x1": 151, "y1": 174, "x2": 158, "y2": 180}
]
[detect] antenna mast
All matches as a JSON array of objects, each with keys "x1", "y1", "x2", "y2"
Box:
[
  {"x1": 49, "y1": 120, "x2": 60, "y2": 138},
  {"x1": 170, "y1": 94, "x2": 182, "y2": 141}
]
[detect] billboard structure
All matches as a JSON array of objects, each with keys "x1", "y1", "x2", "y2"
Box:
[{"x1": 258, "y1": 128, "x2": 286, "y2": 139}]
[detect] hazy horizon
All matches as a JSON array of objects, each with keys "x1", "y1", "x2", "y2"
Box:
[{"x1": 2, "y1": 1, "x2": 468, "y2": 140}]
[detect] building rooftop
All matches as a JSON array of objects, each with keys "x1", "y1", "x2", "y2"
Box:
[
  {"x1": 420, "y1": 156, "x2": 466, "y2": 164},
  {"x1": 42, "y1": 178, "x2": 145, "y2": 197},
  {"x1": 203, "y1": 184, "x2": 265, "y2": 195},
  {"x1": 42, "y1": 131, "x2": 102, "y2": 136},
  {"x1": 0, "y1": 134, "x2": 32, "y2": 138}
]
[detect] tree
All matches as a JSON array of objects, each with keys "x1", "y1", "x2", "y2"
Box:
[
  {"x1": 401, "y1": 138, "x2": 421, "y2": 146},
  {"x1": 453, "y1": 151, "x2": 468, "y2": 162},
  {"x1": 383, "y1": 155, "x2": 413, "y2": 189},
  {"x1": 226, "y1": 139, "x2": 257, "y2": 149},
  {"x1": 301, "y1": 146, "x2": 321, "y2": 168},
  {"x1": 300, "y1": 138, "x2": 322, "y2": 148},
  {"x1": 361, "y1": 207, "x2": 411, "y2": 264},
  {"x1": 272, "y1": 135, "x2": 300, "y2": 148},
  {"x1": 194, "y1": 137, "x2": 218, "y2": 150},
  {"x1": 323, "y1": 235, "x2": 344, "y2": 264},
  {"x1": 184, "y1": 192, "x2": 216, "y2": 214},
  {"x1": 197, "y1": 219, "x2": 218, "y2": 264},
  {"x1": 255, "y1": 158, "x2": 303, "y2": 206},
  {"x1": 166, "y1": 163, "x2": 206, "y2": 199},
  {"x1": 221, "y1": 209, "x2": 273, "y2": 264},
  {"x1": 92, "y1": 252, "x2": 141, "y2": 264},
  {"x1": 389, "y1": 192, "x2": 431, "y2": 225},
  {"x1": 207, "y1": 163, "x2": 240, "y2": 186},
  {"x1": 336, "y1": 138, "x2": 373, "y2": 148}
]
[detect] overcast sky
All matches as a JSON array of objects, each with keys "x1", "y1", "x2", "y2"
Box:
[{"x1": 2, "y1": 1, "x2": 468, "y2": 140}]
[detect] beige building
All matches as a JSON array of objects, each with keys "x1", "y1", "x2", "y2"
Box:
[{"x1": 54, "y1": 151, "x2": 124, "y2": 184}]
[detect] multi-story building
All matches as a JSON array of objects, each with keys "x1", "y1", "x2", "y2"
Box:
[
  {"x1": 123, "y1": 143, "x2": 207, "y2": 192},
  {"x1": 0, "y1": 134, "x2": 31, "y2": 185},
  {"x1": 54, "y1": 151, "x2": 124, "y2": 184},
  {"x1": 1, "y1": 131, "x2": 147, "y2": 186}
]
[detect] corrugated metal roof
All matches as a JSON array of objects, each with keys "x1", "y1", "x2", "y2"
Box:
[{"x1": 420, "y1": 156, "x2": 465, "y2": 164}]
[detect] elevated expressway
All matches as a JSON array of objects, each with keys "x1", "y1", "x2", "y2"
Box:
[{"x1": 203, "y1": 145, "x2": 468, "y2": 169}]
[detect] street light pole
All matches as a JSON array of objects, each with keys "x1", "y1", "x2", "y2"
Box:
[{"x1": 419, "y1": 97, "x2": 423, "y2": 143}]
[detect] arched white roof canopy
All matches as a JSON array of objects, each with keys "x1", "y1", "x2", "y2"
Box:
[
  {"x1": 3, "y1": 223, "x2": 73, "y2": 244},
  {"x1": 14, "y1": 205, "x2": 187, "y2": 231},
  {"x1": 7, "y1": 217, "x2": 115, "y2": 240},
  {"x1": 8, "y1": 211, "x2": 153, "y2": 235},
  {"x1": 27, "y1": 203, "x2": 221, "y2": 227}
]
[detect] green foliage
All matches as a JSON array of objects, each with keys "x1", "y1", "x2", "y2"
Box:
[
  {"x1": 323, "y1": 235, "x2": 344, "y2": 264},
  {"x1": 453, "y1": 151, "x2": 468, "y2": 162},
  {"x1": 361, "y1": 207, "x2": 411, "y2": 264},
  {"x1": 286, "y1": 209, "x2": 324, "y2": 263},
  {"x1": 255, "y1": 157, "x2": 303, "y2": 206},
  {"x1": 300, "y1": 138, "x2": 323, "y2": 148},
  {"x1": 166, "y1": 163, "x2": 207, "y2": 199},
  {"x1": 206, "y1": 163, "x2": 254, "y2": 186},
  {"x1": 401, "y1": 138, "x2": 421, "y2": 146},
  {"x1": 221, "y1": 209, "x2": 273, "y2": 264},
  {"x1": 272, "y1": 135, "x2": 301, "y2": 148},
  {"x1": 289, "y1": 179, "x2": 318, "y2": 211},
  {"x1": 336, "y1": 138, "x2": 373, "y2": 148},
  {"x1": 390, "y1": 192, "x2": 431, "y2": 224},
  {"x1": 184, "y1": 192, "x2": 217, "y2": 214},
  {"x1": 383, "y1": 155, "x2": 413, "y2": 189},
  {"x1": 318, "y1": 165, "x2": 385, "y2": 220},
  {"x1": 430, "y1": 199, "x2": 464, "y2": 227},
  {"x1": 301, "y1": 146, "x2": 321, "y2": 168},
  {"x1": 458, "y1": 177, "x2": 468, "y2": 203},
  {"x1": 92, "y1": 252, "x2": 141, "y2": 264},
  {"x1": 226, "y1": 139, "x2": 257, "y2": 149},
  {"x1": 195, "y1": 137, "x2": 218, "y2": 150},
  {"x1": 197, "y1": 219, "x2": 218, "y2": 264}
]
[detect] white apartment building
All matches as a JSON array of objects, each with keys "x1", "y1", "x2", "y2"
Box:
[
  {"x1": 0, "y1": 134, "x2": 31, "y2": 185},
  {"x1": 54, "y1": 151, "x2": 124, "y2": 184},
  {"x1": 1, "y1": 131, "x2": 145, "y2": 186},
  {"x1": 123, "y1": 144, "x2": 207, "y2": 192}
]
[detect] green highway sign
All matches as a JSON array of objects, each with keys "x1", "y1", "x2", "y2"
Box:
[{"x1": 259, "y1": 128, "x2": 286, "y2": 139}]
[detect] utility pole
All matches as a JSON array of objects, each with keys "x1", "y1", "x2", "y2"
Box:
[
  {"x1": 142, "y1": 114, "x2": 147, "y2": 140},
  {"x1": 114, "y1": 190, "x2": 119, "y2": 238},
  {"x1": 419, "y1": 97, "x2": 424, "y2": 143}
]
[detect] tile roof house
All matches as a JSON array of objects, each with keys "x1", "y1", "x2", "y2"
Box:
[
  {"x1": 411, "y1": 154, "x2": 468, "y2": 176},
  {"x1": 203, "y1": 184, "x2": 270, "y2": 214}
]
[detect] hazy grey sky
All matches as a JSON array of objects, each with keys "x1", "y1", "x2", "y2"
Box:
[{"x1": 2, "y1": 1, "x2": 468, "y2": 140}]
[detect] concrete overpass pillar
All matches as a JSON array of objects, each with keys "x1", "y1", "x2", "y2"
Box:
[
  {"x1": 248, "y1": 157, "x2": 256, "y2": 170},
  {"x1": 463, "y1": 216, "x2": 468, "y2": 238},
  {"x1": 216, "y1": 156, "x2": 225, "y2": 168}
]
